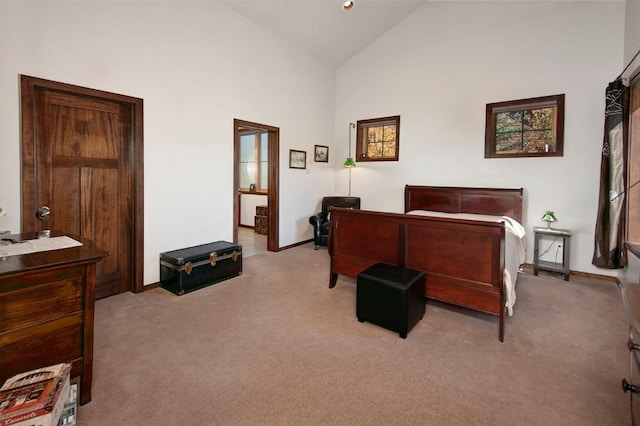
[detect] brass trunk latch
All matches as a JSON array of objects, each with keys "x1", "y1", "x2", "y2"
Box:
[
  {"x1": 185, "y1": 262, "x2": 193, "y2": 275},
  {"x1": 232, "y1": 251, "x2": 238, "y2": 262},
  {"x1": 210, "y1": 252, "x2": 217, "y2": 266}
]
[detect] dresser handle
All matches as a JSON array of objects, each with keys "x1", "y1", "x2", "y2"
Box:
[
  {"x1": 622, "y1": 379, "x2": 640, "y2": 394},
  {"x1": 629, "y1": 340, "x2": 640, "y2": 351}
]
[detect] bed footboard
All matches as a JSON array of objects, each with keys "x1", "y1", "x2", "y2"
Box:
[{"x1": 328, "y1": 208, "x2": 506, "y2": 341}]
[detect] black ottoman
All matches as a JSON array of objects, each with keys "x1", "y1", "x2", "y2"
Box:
[{"x1": 356, "y1": 263, "x2": 425, "y2": 339}]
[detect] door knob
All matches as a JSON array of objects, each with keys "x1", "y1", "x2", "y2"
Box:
[{"x1": 36, "y1": 205, "x2": 51, "y2": 221}]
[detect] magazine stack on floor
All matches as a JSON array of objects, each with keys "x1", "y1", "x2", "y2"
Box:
[
  {"x1": 57, "y1": 383, "x2": 77, "y2": 426},
  {"x1": 0, "y1": 363, "x2": 75, "y2": 426}
]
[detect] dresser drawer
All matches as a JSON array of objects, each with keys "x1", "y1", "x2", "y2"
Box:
[
  {"x1": 631, "y1": 335, "x2": 640, "y2": 383},
  {"x1": 0, "y1": 274, "x2": 84, "y2": 333},
  {"x1": 256, "y1": 205, "x2": 268, "y2": 216},
  {"x1": 629, "y1": 327, "x2": 640, "y2": 426},
  {"x1": 0, "y1": 314, "x2": 83, "y2": 379},
  {"x1": 255, "y1": 215, "x2": 268, "y2": 235}
]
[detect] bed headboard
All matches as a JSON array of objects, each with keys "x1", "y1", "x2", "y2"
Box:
[{"x1": 404, "y1": 185, "x2": 523, "y2": 223}]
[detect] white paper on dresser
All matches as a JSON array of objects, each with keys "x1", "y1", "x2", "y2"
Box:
[{"x1": 0, "y1": 236, "x2": 82, "y2": 257}]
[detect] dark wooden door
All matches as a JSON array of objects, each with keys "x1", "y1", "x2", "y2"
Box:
[{"x1": 21, "y1": 76, "x2": 144, "y2": 299}]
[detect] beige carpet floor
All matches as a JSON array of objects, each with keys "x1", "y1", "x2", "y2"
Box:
[{"x1": 78, "y1": 243, "x2": 630, "y2": 425}]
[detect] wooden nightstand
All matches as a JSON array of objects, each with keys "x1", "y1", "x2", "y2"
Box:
[{"x1": 533, "y1": 226, "x2": 572, "y2": 281}]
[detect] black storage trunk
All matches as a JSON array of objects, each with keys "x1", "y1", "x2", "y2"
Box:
[{"x1": 160, "y1": 241, "x2": 242, "y2": 295}]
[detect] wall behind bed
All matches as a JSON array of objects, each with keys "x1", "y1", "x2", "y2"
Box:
[{"x1": 334, "y1": 1, "x2": 625, "y2": 277}]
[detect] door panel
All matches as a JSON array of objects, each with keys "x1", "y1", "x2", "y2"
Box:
[
  {"x1": 51, "y1": 166, "x2": 81, "y2": 234},
  {"x1": 21, "y1": 76, "x2": 142, "y2": 299},
  {"x1": 46, "y1": 96, "x2": 128, "y2": 299}
]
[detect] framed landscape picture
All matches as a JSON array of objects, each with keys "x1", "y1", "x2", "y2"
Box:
[
  {"x1": 314, "y1": 145, "x2": 329, "y2": 163},
  {"x1": 289, "y1": 150, "x2": 306, "y2": 169}
]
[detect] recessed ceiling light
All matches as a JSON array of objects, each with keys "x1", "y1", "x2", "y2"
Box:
[{"x1": 342, "y1": 1, "x2": 354, "y2": 11}]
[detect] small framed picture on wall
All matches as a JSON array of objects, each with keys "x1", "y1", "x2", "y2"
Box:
[
  {"x1": 314, "y1": 145, "x2": 329, "y2": 163},
  {"x1": 289, "y1": 150, "x2": 306, "y2": 169}
]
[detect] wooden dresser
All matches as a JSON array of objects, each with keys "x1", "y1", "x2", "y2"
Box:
[
  {"x1": 622, "y1": 243, "x2": 640, "y2": 424},
  {"x1": 0, "y1": 232, "x2": 107, "y2": 405}
]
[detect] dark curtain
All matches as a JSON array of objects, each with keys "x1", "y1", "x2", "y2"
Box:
[{"x1": 593, "y1": 78, "x2": 630, "y2": 268}]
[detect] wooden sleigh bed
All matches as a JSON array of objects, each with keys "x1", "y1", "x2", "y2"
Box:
[{"x1": 328, "y1": 185, "x2": 524, "y2": 342}]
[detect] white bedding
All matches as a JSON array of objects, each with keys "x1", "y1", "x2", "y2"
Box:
[{"x1": 407, "y1": 210, "x2": 526, "y2": 316}]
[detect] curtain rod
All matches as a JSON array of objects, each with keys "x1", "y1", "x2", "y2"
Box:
[{"x1": 618, "y1": 46, "x2": 640, "y2": 80}]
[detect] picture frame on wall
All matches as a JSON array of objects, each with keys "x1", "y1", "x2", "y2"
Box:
[
  {"x1": 289, "y1": 150, "x2": 306, "y2": 169},
  {"x1": 314, "y1": 145, "x2": 329, "y2": 163}
]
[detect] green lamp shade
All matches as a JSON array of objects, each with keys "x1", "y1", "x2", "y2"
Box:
[
  {"x1": 542, "y1": 211, "x2": 557, "y2": 224},
  {"x1": 343, "y1": 157, "x2": 356, "y2": 168}
]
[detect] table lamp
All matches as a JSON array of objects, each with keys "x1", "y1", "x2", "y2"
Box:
[{"x1": 542, "y1": 211, "x2": 558, "y2": 228}]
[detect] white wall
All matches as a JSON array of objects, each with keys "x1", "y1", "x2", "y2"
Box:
[
  {"x1": 240, "y1": 194, "x2": 268, "y2": 226},
  {"x1": 335, "y1": 2, "x2": 626, "y2": 277},
  {"x1": 0, "y1": 1, "x2": 631, "y2": 283},
  {"x1": 0, "y1": 0, "x2": 336, "y2": 285},
  {"x1": 625, "y1": 0, "x2": 640, "y2": 75}
]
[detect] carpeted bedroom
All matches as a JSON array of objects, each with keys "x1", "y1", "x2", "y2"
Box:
[{"x1": 77, "y1": 242, "x2": 628, "y2": 425}]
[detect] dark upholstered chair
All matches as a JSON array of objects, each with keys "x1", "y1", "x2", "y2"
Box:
[{"x1": 309, "y1": 196, "x2": 361, "y2": 249}]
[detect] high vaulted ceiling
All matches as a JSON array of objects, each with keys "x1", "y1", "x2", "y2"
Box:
[{"x1": 220, "y1": 0, "x2": 429, "y2": 67}]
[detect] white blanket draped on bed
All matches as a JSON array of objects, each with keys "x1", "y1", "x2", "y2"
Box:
[{"x1": 407, "y1": 210, "x2": 527, "y2": 316}]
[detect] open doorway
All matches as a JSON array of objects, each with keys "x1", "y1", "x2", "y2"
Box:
[{"x1": 233, "y1": 119, "x2": 279, "y2": 252}]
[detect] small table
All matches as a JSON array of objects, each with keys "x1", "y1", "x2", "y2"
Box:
[{"x1": 533, "y1": 226, "x2": 572, "y2": 281}]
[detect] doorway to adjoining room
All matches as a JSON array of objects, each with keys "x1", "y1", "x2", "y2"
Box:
[{"x1": 233, "y1": 119, "x2": 280, "y2": 254}]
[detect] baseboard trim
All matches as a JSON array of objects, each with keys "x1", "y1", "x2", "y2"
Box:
[
  {"x1": 279, "y1": 238, "x2": 314, "y2": 251},
  {"x1": 143, "y1": 282, "x2": 161, "y2": 291},
  {"x1": 141, "y1": 260, "x2": 618, "y2": 291},
  {"x1": 520, "y1": 263, "x2": 617, "y2": 283}
]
